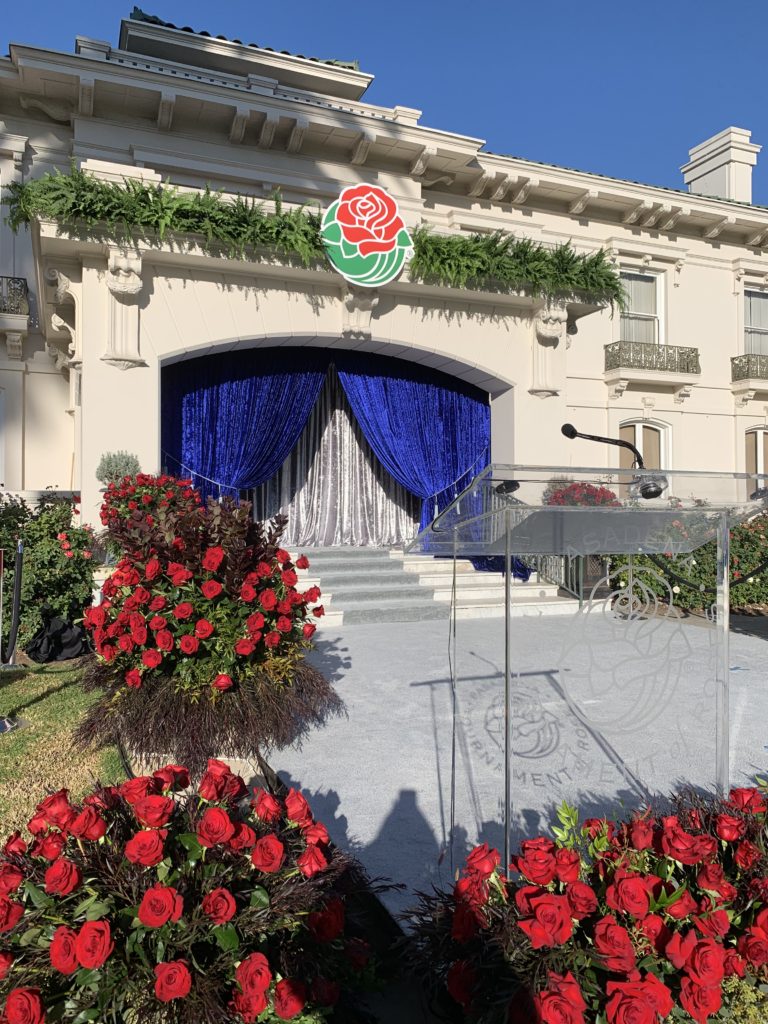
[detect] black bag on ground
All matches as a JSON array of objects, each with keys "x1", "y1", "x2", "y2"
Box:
[{"x1": 25, "y1": 610, "x2": 88, "y2": 663}]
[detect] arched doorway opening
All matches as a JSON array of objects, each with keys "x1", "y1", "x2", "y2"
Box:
[{"x1": 161, "y1": 347, "x2": 491, "y2": 547}]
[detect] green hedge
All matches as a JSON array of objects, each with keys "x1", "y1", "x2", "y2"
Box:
[{"x1": 3, "y1": 167, "x2": 624, "y2": 306}]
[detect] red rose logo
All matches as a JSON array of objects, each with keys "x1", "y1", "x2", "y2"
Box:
[
  {"x1": 154, "y1": 960, "x2": 192, "y2": 1002},
  {"x1": 335, "y1": 184, "x2": 406, "y2": 258}
]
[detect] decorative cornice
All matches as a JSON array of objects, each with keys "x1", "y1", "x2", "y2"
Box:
[{"x1": 106, "y1": 251, "x2": 143, "y2": 298}]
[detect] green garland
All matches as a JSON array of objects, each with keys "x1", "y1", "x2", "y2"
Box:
[{"x1": 3, "y1": 167, "x2": 624, "y2": 306}]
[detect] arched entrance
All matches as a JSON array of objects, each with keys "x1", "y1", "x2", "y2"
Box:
[{"x1": 161, "y1": 347, "x2": 491, "y2": 546}]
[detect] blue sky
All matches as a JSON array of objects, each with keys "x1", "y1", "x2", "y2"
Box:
[{"x1": 4, "y1": 1, "x2": 768, "y2": 203}]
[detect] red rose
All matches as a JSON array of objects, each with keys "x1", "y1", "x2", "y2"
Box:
[
  {"x1": 240, "y1": 583, "x2": 257, "y2": 603},
  {"x1": 229, "y1": 823, "x2": 256, "y2": 851},
  {"x1": 274, "y1": 979, "x2": 307, "y2": 1021},
  {"x1": 2, "y1": 988, "x2": 44, "y2": 1024},
  {"x1": 125, "y1": 669, "x2": 142, "y2": 688},
  {"x1": 142, "y1": 649, "x2": 162, "y2": 669},
  {"x1": 695, "y1": 908, "x2": 731, "y2": 938},
  {"x1": 131, "y1": 625, "x2": 148, "y2": 645},
  {"x1": 138, "y1": 884, "x2": 183, "y2": 927},
  {"x1": 179, "y1": 635, "x2": 199, "y2": 655},
  {"x1": 514, "y1": 837, "x2": 557, "y2": 885},
  {"x1": 252, "y1": 790, "x2": 282, "y2": 822},
  {"x1": 259, "y1": 589, "x2": 277, "y2": 611},
  {"x1": 728, "y1": 787, "x2": 767, "y2": 814},
  {"x1": 31, "y1": 833, "x2": 65, "y2": 861},
  {"x1": 336, "y1": 183, "x2": 407, "y2": 257},
  {"x1": 149, "y1": 595, "x2": 166, "y2": 612},
  {"x1": 202, "y1": 547, "x2": 225, "y2": 571},
  {"x1": 276, "y1": 615, "x2": 293, "y2": 633},
  {"x1": 686, "y1": 938, "x2": 726, "y2": 988},
  {"x1": 202, "y1": 887, "x2": 236, "y2": 924},
  {"x1": 3, "y1": 834, "x2": 26, "y2": 857},
  {"x1": 149, "y1": 616, "x2": 167, "y2": 631},
  {"x1": 117, "y1": 635, "x2": 135, "y2": 653},
  {"x1": 0, "y1": 952, "x2": 12, "y2": 979},
  {"x1": 285, "y1": 788, "x2": 312, "y2": 827},
  {"x1": 0, "y1": 866, "x2": 24, "y2": 896},
  {"x1": 153, "y1": 765, "x2": 190, "y2": 791},
  {"x1": 298, "y1": 844, "x2": 328, "y2": 878},
  {"x1": 251, "y1": 835, "x2": 285, "y2": 873},
  {"x1": 49, "y1": 926, "x2": 78, "y2": 974},
  {"x1": 194, "y1": 619, "x2": 214, "y2": 639},
  {"x1": 465, "y1": 843, "x2": 500, "y2": 879},
  {"x1": 246, "y1": 612, "x2": 265, "y2": 633},
  {"x1": 665, "y1": 928, "x2": 698, "y2": 968},
  {"x1": 697, "y1": 863, "x2": 736, "y2": 903},
  {"x1": 446, "y1": 961, "x2": 476, "y2": 1011},
  {"x1": 281, "y1": 569, "x2": 298, "y2": 587},
  {"x1": 276, "y1": 549, "x2": 290, "y2": 564},
  {"x1": 155, "y1": 629, "x2": 174, "y2": 652},
  {"x1": 75, "y1": 920, "x2": 114, "y2": 969},
  {"x1": 313, "y1": 605, "x2": 325, "y2": 618},
  {"x1": 212, "y1": 673, "x2": 233, "y2": 691},
  {"x1": 198, "y1": 759, "x2": 245, "y2": 802},
  {"x1": 735, "y1": 840, "x2": 761, "y2": 870},
  {"x1": 197, "y1": 807, "x2": 235, "y2": 848},
  {"x1": 201, "y1": 581, "x2": 222, "y2": 600},
  {"x1": 173, "y1": 603, "x2": 194, "y2": 621},
  {"x1": 605, "y1": 974, "x2": 673, "y2": 1024},
  {"x1": 236, "y1": 951, "x2": 272, "y2": 995},
  {"x1": 154, "y1": 960, "x2": 192, "y2": 1002},
  {"x1": 518, "y1": 893, "x2": 572, "y2": 949},
  {"x1": 535, "y1": 972, "x2": 587, "y2": 1024},
  {"x1": 133, "y1": 795, "x2": 175, "y2": 828},
  {"x1": 303, "y1": 821, "x2": 330, "y2": 846},
  {"x1": 296, "y1": 555, "x2": 310, "y2": 570},
  {"x1": 124, "y1": 829, "x2": 167, "y2": 866},
  {"x1": 605, "y1": 869, "x2": 654, "y2": 919},
  {"x1": 629, "y1": 816, "x2": 655, "y2": 850},
  {"x1": 593, "y1": 915, "x2": 636, "y2": 972},
  {"x1": 565, "y1": 881, "x2": 598, "y2": 920},
  {"x1": 256, "y1": 561, "x2": 272, "y2": 578},
  {"x1": 308, "y1": 897, "x2": 345, "y2": 942},
  {"x1": 264, "y1": 631, "x2": 280, "y2": 647},
  {"x1": 44, "y1": 858, "x2": 81, "y2": 896},
  {"x1": 679, "y1": 978, "x2": 722, "y2": 1024},
  {"x1": 725, "y1": 949, "x2": 747, "y2": 977},
  {"x1": 661, "y1": 818, "x2": 716, "y2": 865},
  {"x1": 666, "y1": 887, "x2": 698, "y2": 920},
  {"x1": 120, "y1": 776, "x2": 159, "y2": 804},
  {"x1": 738, "y1": 927, "x2": 768, "y2": 966},
  {"x1": 639, "y1": 913, "x2": 671, "y2": 953},
  {"x1": 145, "y1": 558, "x2": 162, "y2": 580},
  {"x1": 37, "y1": 790, "x2": 75, "y2": 830},
  {"x1": 71, "y1": 806, "x2": 109, "y2": 839},
  {"x1": 716, "y1": 813, "x2": 746, "y2": 841},
  {"x1": 230, "y1": 991, "x2": 267, "y2": 1022},
  {"x1": 451, "y1": 902, "x2": 479, "y2": 942},
  {"x1": 554, "y1": 848, "x2": 580, "y2": 883},
  {"x1": 303, "y1": 623, "x2": 316, "y2": 640},
  {"x1": 235, "y1": 638, "x2": 255, "y2": 656}
]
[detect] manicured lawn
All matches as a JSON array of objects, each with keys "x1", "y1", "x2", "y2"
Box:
[{"x1": 0, "y1": 661, "x2": 126, "y2": 838}]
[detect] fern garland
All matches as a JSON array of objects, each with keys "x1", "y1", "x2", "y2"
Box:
[{"x1": 3, "y1": 167, "x2": 624, "y2": 306}]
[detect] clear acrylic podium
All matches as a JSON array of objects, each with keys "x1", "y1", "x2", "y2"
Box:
[{"x1": 406, "y1": 465, "x2": 768, "y2": 867}]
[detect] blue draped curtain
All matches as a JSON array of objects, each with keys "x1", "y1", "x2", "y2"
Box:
[
  {"x1": 334, "y1": 351, "x2": 490, "y2": 530},
  {"x1": 161, "y1": 350, "x2": 329, "y2": 501}
]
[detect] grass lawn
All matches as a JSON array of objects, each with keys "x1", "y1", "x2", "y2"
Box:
[{"x1": 0, "y1": 660, "x2": 126, "y2": 839}]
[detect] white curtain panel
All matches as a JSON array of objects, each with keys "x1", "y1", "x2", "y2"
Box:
[
  {"x1": 252, "y1": 368, "x2": 420, "y2": 547},
  {"x1": 620, "y1": 272, "x2": 657, "y2": 344},
  {"x1": 745, "y1": 290, "x2": 768, "y2": 354}
]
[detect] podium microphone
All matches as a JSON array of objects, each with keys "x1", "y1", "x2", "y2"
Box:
[{"x1": 560, "y1": 423, "x2": 666, "y2": 500}]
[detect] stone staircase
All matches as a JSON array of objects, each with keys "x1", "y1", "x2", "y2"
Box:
[{"x1": 293, "y1": 548, "x2": 580, "y2": 628}]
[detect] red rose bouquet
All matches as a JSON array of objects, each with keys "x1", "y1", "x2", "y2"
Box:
[
  {"x1": 77, "y1": 479, "x2": 339, "y2": 773},
  {"x1": 0, "y1": 760, "x2": 376, "y2": 1023},
  {"x1": 408, "y1": 785, "x2": 768, "y2": 1023},
  {"x1": 545, "y1": 481, "x2": 621, "y2": 507}
]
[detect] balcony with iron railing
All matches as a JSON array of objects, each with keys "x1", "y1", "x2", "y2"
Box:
[
  {"x1": 0, "y1": 277, "x2": 30, "y2": 360},
  {"x1": 603, "y1": 340, "x2": 701, "y2": 402},
  {"x1": 731, "y1": 351, "x2": 768, "y2": 405}
]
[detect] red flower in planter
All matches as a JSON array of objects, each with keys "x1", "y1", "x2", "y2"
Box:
[
  {"x1": 0, "y1": 898, "x2": 23, "y2": 934},
  {"x1": 605, "y1": 868, "x2": 657, "y2": 919},
  {"x1": 154, "y1": 960, "x2": 192, "y2": 1002},
  {"x1": 202, "y1": 547, "x2": 225, "y2": 572},
  {"x1": 679, "y1": 976, "x2": 722, "y2": 1024},
  {"x1": 513, "y1": 836, "x2": 557, "y2": 886},
  {"x1": 252, "y1": 790, "x2": 281, "y2": 823},
  {"x1": 605, "y1": 973, "x2": 673, "y2": 1024},
  {"x1": 264, "y1": 631, "x2": 281, "y2": 648},
  {"x1": 295, "y1": 555, "x2": 310, "y2": 570},
  {"x1": 120, "y1": 776, "x2": 159, "y2": 804},
  {"x1": 179, "y1": 635, "x2": 199, "y2": 655},
  {"x1": 138, "y1": 884, "x2": 183, "y2": 928},
  {"x1": 152, "y1": 765, "x2": 190, "y2": 791},
  {"x1": 518, "y1": 893, "x2": 573, "y2": 949},
  {"x1": 2, "y1": 988, "x2": 45, "y2": 1024},
  {"x1": 212, "y1": 673, "x2": 233, "y2": 691},
  {"x1": 133, "y1": 795, "x2": 175, "y2": 828},
  {"x1": 172, "y1": 603, "x2": 194, "y2": 621},
  {"x1": 235, "y1": 951, "x2": 272, "y2": 995},
  {"x1": 535, "y1": 972, "x2": 587, "y2": 1024},
  {"x1": 565, "y1": 881, "x2": 598, "y2": 920},
  {"x1": 49, "y1": 927, "x2": 78, "y2": 974},
  {"x1": 235, "y1": 638, "x2": 256, "y2": 656},
  {"x1": 728, "y1": 787, "x2": 766, "y2": 814},
  {"x1": 194, "y1": 619, "x2": 214, "y2": 638},
  {"x1": 201, "y1": 580, "x2": 222, "y2": 600},
  {"x1": 141, "y1": 650, "x2": 162, "y2": 670},
  {"x1": 0, "y1": 866, "x2": 24, "y2": 897},
  {"x1": 308, "y1": 898, "x2": 345, "y2": 942},
  {"x1": 715, "y1": 813, "x2": 746, "y2": 841},
  {"x1": 592, "y1": 916, "x2": 636, "y2": 972},
  {"x1": 298, "y1": 845, "x2": 328, "y2": 879}
]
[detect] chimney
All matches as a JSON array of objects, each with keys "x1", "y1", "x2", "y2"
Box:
[{"x1": 681, "y1": 127, "x2": 761, "y2": 204}]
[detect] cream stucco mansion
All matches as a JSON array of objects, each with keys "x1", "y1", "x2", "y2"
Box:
[{"x1": 2, "y1": 10, "x2": 768, "y2": 534}]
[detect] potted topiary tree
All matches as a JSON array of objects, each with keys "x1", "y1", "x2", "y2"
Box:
[{"x1": 95, "y1": 451, "x2": 142, "y2": 488}]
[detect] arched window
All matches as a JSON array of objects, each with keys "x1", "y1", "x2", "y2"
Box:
[
  {"x1": 619, "y1": 420, "x2": 666, "y2": 471},
  {"x1": 745, "y1": 427, "x2": 768, "y2": 495}
]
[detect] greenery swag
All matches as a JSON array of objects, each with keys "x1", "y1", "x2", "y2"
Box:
[{"x1": 3, "y1": 168, "x2": 624, "y2": 306}]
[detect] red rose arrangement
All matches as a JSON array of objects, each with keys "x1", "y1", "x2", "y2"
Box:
[
  {"x1": 77, "y1": 480, "x2": 340, "y2": 772},
  {"x1": 545, "y1": 481, "x2": 621, "y2": 507},
  {"x1": 0, "y1": 760, "x2": 375, "y2": 1023},
  {"x1": 410, "y1": 785, "x2": 768, "y2": 1023}
]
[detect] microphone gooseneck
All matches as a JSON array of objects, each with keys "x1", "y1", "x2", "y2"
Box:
[{"x1": 560, "y1": 423, "x2": 667, "y2": 499}]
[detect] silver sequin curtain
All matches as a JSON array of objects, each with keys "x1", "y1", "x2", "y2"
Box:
[{"x1": 252, "y1": 368, "x2": 420, "y2": 547}]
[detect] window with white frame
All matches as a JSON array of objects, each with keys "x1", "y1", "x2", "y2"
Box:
[
  {"x1": 619, "y1": 420, "x2": 666, "y2": 471},
  {"x1": 619, "y1": 271, "x2": 661, "y2": 345},
  {"x1": 746, "y1": 427, "x2": 768, "y2": 494},
  {"x1": 744, "y1": 290, "x2": 768, "y2": 355}
]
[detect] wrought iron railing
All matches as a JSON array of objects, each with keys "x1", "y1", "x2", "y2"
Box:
[
  {"x1": 0, "y1": 278, "x2": 29, "y2": 316},
  {"x1": 604, "y1": 341, "x2": 701, "y2": 374},
  {"x1": 732, "y1": 353, "x2": 768, "y2": 382}
]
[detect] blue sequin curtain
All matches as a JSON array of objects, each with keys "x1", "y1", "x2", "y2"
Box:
[
  {"x1": 335, "y1": 352, "x2": 490, "y2": 530},
  {"x1": 161, "y1": 350, "x2": 329, "y2": 501}
]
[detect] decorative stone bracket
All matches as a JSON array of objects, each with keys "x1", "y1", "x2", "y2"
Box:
[
  {"x1": 341, "y1": 287, "x2": 380, "y2": 340},
  {"x1": 102, "y1": 250, "x2": 147, "y2": 369},
  {"x1": 529, "y1": 301, "x2": 568, "y2": 398},
  {"x1": 44, "y1": 266, "x2": 82, "y2": 368}
]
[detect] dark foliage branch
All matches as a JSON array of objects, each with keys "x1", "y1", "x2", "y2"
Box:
[{"x1": 3, "y1": 168, "x2": 625, "y2": 307}]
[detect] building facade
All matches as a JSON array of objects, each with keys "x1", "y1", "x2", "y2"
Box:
[{"x1": 2, "y1": 11, "x2": 768, "y2": 535}]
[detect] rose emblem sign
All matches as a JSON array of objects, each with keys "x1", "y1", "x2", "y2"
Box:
[{"x1": 321, "y1": 183, "x2": 413, "y2": 288}]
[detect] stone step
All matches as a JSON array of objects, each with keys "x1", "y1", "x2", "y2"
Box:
[
  {"x1": 342, "y1": 600, "x2": 451, "y2": 625},
  {"x1": 326, "y1": 583, "x2": 438, "y2": 603},
  {"x1": 312, "y1": 609, "x2": 344, "y2": 630},
  {"x1": 289, "y1": 548, "x2": 394, "y2": 564},
  {"x1": 310, "y1": 564, "x2": 416, "y2": 583}
]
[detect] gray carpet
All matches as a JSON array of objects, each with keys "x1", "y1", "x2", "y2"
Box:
[{"x1": 233, "y1": 612, "x2": 768, "y2": 921}]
